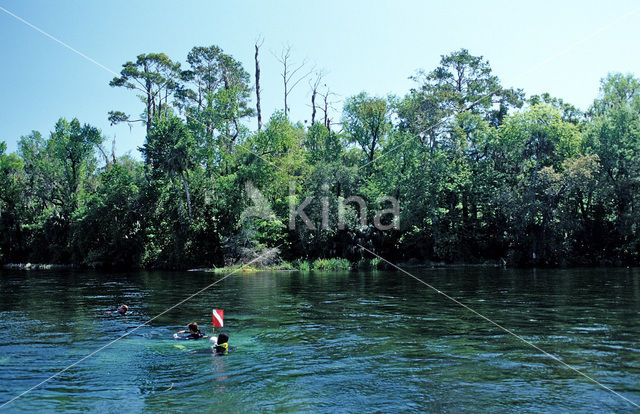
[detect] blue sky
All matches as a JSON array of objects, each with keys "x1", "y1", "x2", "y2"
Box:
[{"x1": 1, "y1": 1, "x2": 639, "y2": 156}]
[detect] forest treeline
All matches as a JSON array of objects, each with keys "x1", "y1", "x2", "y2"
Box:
[{"x1": 1, "y1": 46, "x2": 639, "y2": 269}]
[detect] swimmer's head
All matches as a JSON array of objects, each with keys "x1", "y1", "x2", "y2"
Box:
[
  {"x1": 217, "y1": 333, "x2": 229, "y2": 345},
  {"x1": 118, "y1": 304, "x2": 128, "y2": 315},
  {"x1": 188, "y1": 322, "x2": 199, "y2": 333}
]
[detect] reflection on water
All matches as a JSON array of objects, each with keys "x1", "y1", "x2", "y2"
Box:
[{"x1": 0, "y1": 268, "x2": 639, "y2": 412}]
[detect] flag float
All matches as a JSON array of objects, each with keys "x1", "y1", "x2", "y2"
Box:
[{"x1": 212, "y1": 309, "x2": 224, "y2": 328}]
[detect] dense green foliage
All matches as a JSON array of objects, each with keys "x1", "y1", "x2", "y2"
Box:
[{"x1": 1, "y1": 47, "x2": 639, "y2": 268}]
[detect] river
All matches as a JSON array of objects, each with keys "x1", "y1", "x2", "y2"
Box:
[{"x1": 1, "y1": 267, "x2": 639, "y2": 412}]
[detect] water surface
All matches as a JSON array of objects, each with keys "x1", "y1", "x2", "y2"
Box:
[{"x1": 1, "y1": 267, "x2": 639, "y2": 412}]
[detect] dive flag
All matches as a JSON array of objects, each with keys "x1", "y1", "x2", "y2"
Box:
[{"x1": 212, "y1": 309, "x2": 224, "y2": 328}]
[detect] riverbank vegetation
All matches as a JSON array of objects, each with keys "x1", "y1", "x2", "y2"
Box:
[
  {"x1": 1, "y1": 46, "x2": 639, "y2": 269},
  {"x1": 201, "y1": 257, "x2": 354, "y2": 274}
]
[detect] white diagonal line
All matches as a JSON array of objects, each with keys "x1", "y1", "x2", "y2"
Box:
[
  {"x1": 0, "y1": 246, "x2": 281, "y2": 409},
  {"x1": 357, "y1": 244, "x2": 640, "y2": 410},
  {"x1": 0, "y1": 5, "x2": 285, "y2": 173},
  {"x1": 0, "y1": 5, "x2": 119, "y2": 77}
]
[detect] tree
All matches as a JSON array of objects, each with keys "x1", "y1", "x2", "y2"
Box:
[
  {"x1": 19, "y1": 119, "x2": 102, "y2": 221},
  {"x1": 179, "y1": 45, "x2": 253, "y2": 150},
  {"x1": 529, "y1": 93, "x2": 583, "y2": 124},
  {"x1": 276, "y1": 46, "x2": 311, "y2": 115},
  {"x1": 0, "y1": 142, "x2": 26, "y2": 262},
  {"x1": 342, "y1": 92, "x2": 391, "y2": 163},
  {"x1": 309, "y1": 71, "x2": 325, "y2": 125},
  {"x1": 16, "y1": 119, "x2": 103, "y2": 263},
  {"x1": 5, "y1": 45, "x2": 640, "y2": 269},
  {"x1": 319, "y1": 86, "x2": 339, "y2": 131},
  {"x1": 49, "y1": 118, "x2": 103, "y2": 216},
  {"x1": 109, "y1": 53, "x2": 181, "y2": 135},
  {"x1": 142, "y1": 116, "x2": 197, "y2": 219},
  {"x1": 255, "y1": 39, "x2": 264, "y2": 131},
  {"x1": 584, "y1": 73, "x2": 640, "y2": 260},
  {"x1": 499, "y1": 104, "x2": 582, "y2": 263},
  {"x1": 78, "y1": 161, "x2": 143, "y2": 268},
  {"x1": 400, "y1": 49, "x2": 523, "y2": 151},
  {"x1": 557, "y1": 154, "x2": 603, "y2": 261},
  {"x1": 305, "y1": 122, "x2": 342, "y2": 164}
]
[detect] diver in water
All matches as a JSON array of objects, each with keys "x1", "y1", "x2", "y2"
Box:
[
  {"x1": 106, "y1": 304, "x2": 128, "y2": 316},
  {"x1": 212, "y1": 332, "x2": 229, "y2": 355},
  {"x1": 187, "y1": 332, "x2": 231, "y2": 356},
  {"x1": 174, "y1": 322, "x2": 206, "y2": 340}
]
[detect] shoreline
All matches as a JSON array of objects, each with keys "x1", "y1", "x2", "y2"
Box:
[
  {"x1": 2, "y1": 263, "x2": 76, "y2": 270},
  {"x1": 3, "y1": 261, "x2": 635, "y2": 272},
  {"x1": 187, "y1": 258, "x2": 509, "y2": 273},
  {"x1": 2, "y1": 259, "x2": 503, "y2": 273}
]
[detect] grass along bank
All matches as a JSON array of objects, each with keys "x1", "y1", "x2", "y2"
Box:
[{"x1": 190, "y1": 257, "x2": 384, "y2": 274}]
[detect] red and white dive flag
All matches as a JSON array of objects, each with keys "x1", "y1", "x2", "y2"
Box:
[{"x1": 212, "y1": 309, "x2": 224, "y2": 328}]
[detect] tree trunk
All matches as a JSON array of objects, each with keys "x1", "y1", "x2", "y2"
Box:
[
  {"x1": 284, "y1": 77, "x2": 288, "y2": 115},
  {"x1": 368, "y1": 142, "x2": 376, "y2": 162},
  {"x1": 255, "y1": 43, "x2": 262, "y2": 131},
  {"x1": 311, "y1": 89, "x2": 317, "y2": 125},
  {"x1": 462, "y1": 193, "x2": 469, "y2": 228},
  {"x1": 97, "y1": 144, "x2": 111, "y2": 168},
  {"x1": 111, "y1": 136, "x2": 118, "y2": 164},
  {"x1": 146, "y1": 80, "x2": 152, "y2": 136},
  {"x1": 310, "y1": 72, "x2": 323, "y2": 126},
  {"x1": 324, "y1": 93, "x2": 329, "y2": 130},
  {"x1": 182, "y1": 174, "x2": 192, "y2": 219}
]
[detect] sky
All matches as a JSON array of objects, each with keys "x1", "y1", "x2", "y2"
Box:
[{"x1": 1, "y1": 0, "x2": 639, "y2": 157}]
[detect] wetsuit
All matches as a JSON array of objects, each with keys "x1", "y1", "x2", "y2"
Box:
[
  {"x1": 186, "y1": 330, "x2": 205, "y2": 340},
  {"x1": 214, "y1": 342, "x2": 229, "y2": 355}
]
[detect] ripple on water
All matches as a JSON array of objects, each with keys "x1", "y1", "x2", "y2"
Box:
[{"x1": 1, "y1": 268, "x2": 640, "y2": 412}]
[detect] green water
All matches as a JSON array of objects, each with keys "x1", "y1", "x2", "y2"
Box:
[{"x1": 1, "y1": 268, "x2": 639, "y2": 412}]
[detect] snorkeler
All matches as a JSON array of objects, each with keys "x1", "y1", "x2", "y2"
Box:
[
  {"x1": 174, "y1": 322, "x2": 206, "y2": 340},
  {"x1": 106, "y1": 304, "x2": 128, "y2": 316},
  {"x1": 213, "y1": 332, "x2": 229, "y2": 355},
  {"x1": 117, "y1": 304, "x2": 128, "y2": 315}
]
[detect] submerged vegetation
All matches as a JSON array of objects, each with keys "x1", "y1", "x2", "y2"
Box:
[{"x1": 1, "y1": 46, "x2": 640, "y2": 269}]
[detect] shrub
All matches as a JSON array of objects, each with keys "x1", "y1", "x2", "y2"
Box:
[
  {"x1": 293, "y1": 259, "x2": 311, "y2": 271},
  {"x1": 312, "y1": 258, "x2": 351, "y2": 270},
  {"x1": 355, "y1": 257, "x2": 382, "y2": 270}
]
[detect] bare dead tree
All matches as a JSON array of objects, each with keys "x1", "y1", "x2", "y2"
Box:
[
  {"x1": 110, "y1": 135, "x2": 118, "y2": 164},
  {"x1": 275, "y1": 46, "x2": 312, "y2": 115},
  {"x1": 97, "y1": 144, "x2": 110, "y2": 167},
  {"x1": 319, "y1": 87, "x2": 340, "y2": 132},
  {"x1": 309, "y1": 71, "x2": 325, "y2": 125},
  {"x1": 254, "y1": 37, "x2": 264, "y2": 131},
  {"x1": 97, "y1": 135, "x2": 118, "y2": 168}
]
